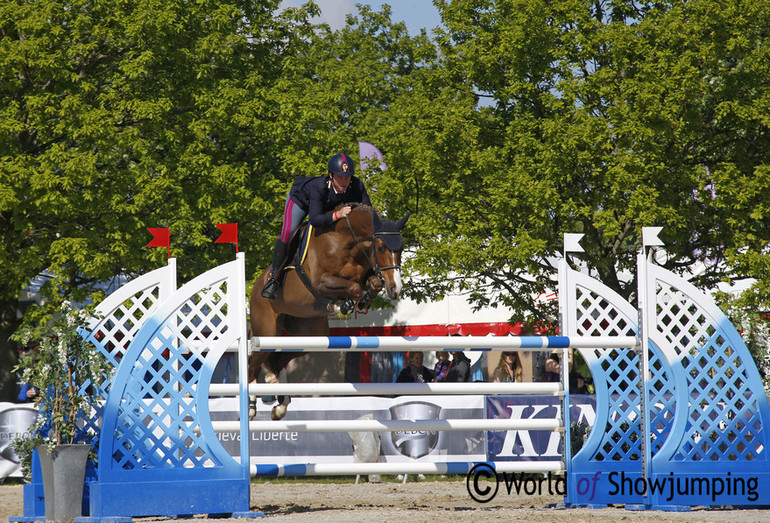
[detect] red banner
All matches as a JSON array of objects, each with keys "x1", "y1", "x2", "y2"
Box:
[
  {"x1": 215, "y1": 223, "x2": 238, "y2": 252},
  {"x1": 146, "y1": 228, "x2": 170, "y2": 258}
]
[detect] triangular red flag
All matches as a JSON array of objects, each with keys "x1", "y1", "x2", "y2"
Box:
[
  {"x1": 146, "y1": 228, "x2": 171, "y2": 258},
  {"x1": 215, "y1": 223, "x2": 239, "y2": 253}
]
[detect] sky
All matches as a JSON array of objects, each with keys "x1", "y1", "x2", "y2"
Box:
[{"x1": 279, "y1": 0, "x2": 443, "y2": 35}]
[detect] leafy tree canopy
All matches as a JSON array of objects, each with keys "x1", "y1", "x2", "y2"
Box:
[{"x1": 366, "y1": 0, "x2": 770, "y2": 325}]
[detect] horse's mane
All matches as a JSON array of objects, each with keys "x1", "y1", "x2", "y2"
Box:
[{"x1": 332, "y1": 202, "x2": 373, "y2": 214}]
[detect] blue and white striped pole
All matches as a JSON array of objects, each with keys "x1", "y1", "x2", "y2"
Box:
[{"x1": 248, "y1": 335, "x2": 639, "y2": 352}]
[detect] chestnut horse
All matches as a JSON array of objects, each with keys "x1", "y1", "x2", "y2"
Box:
[{"x1": 248, "y1": 205, "x2": 409, "y2": 420}]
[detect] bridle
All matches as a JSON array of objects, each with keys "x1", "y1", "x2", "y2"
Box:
[{"x1": 345, "y1": 215, "x2": 402, "y2": 285}]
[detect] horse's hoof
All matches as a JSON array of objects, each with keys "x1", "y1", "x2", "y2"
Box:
[
  {"x1": 357, "y1": 292, "x2": 372, "y2": 312},
  {"x1": 271, "y1": 405, "x2": 287, "y2": 421},
  {"x1": 340, "y1": 298, "x2": 355, "y2": 315},
  {"x1": 248, "y1": 406, "x2": 257, "y2": 420}
]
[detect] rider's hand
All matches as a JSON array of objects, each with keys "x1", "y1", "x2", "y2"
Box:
[{"x1": 334, "y1": 206, "x2": 352, "y2": 221}]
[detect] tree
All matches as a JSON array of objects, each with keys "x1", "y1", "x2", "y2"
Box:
[
  {"x1": 0, "y1": 0, "x2": 319, "y2": 400},
  {"x1": 367, "y1": 0, "x2": 770, "y2": 326},
  {"x1": 262, "y1": 4, "x2": 439, "y2": 199}
]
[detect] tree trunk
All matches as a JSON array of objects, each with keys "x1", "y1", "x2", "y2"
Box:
[{"x1": 0, "y1": 298, "x2": 21, "y2": 402}]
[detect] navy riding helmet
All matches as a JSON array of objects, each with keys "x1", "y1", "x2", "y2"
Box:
[{"x1": 328, "y1": 153, "x2": 354, "y2": 176}]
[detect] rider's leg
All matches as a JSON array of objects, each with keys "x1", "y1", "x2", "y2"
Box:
[
  {"x1": 261, "y1": 239, "x2": 289, "y2": 299},
  {"x1": 261, "y1": 196, "x2": 306, "y2": 299}
]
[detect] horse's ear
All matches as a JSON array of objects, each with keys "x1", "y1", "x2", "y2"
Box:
[
  {"x1": 396, "y1": 211, "x2": 411, "y2": 230},
  {"x1": 372, "y1": 212, "x2": 383, "y2": 230}
]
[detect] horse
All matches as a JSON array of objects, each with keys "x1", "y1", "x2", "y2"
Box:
[{"x1": 248, "y1": 204, "x2": 410, "y2": 420}]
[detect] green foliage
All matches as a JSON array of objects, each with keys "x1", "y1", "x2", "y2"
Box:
[
  {"x1": 354, "y1": 0, "x2": 770, "y2": 327},
  {"x1": 0, "y1": 0, "x2": 323, "y2": 397},
  {"x1": 0, "y1": 0, "x2": 317, "y2": 299},
  {"x1": 1, "y1": 0, "x2": 769, "y2": 366},
  {"x1": 571, "y1": 421, "x2": 591, "y2": 457},
  {"x1": 11, "y1": 430, "x2": 43, "y2": 483},
  {"x1": 11, "y1": 300, "x2": 109, "y2": 447}
]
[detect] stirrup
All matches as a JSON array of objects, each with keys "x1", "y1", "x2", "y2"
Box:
[{"x1": 261, "y1": 278, "x2": 278, "y2": 300}]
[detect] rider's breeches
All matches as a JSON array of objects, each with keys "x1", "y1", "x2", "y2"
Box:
[
  {"x1": 279, "y1": 195, "x2": 307, "y2": 243},
  {"x1": 270, "y1": 195, "x2": 306, "y2": 274}
]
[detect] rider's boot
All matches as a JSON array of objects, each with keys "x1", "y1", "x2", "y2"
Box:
[{"x1": 261, "y1": 239, "x2": 289, "y2": 300}]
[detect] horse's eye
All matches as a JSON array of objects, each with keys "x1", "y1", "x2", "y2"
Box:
[{"x1": 377, "y1": 245, "x2": 385, "y2": 253}]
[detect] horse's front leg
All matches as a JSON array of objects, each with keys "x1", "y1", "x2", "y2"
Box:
[
  {"x1": 358, "y1": 275, "x2": 383, "y2": 311},
  {"x1": 317, "y1": 274, "x2": 363, "y2": 314}
]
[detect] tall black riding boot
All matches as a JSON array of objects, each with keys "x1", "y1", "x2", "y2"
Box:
[{"x1": 261, "y1": 239, "x2": 289, "y2": 300}]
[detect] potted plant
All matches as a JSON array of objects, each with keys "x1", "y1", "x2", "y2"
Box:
[{"x1": 11, "y1": 300, "x2": 109, "y2": 522}]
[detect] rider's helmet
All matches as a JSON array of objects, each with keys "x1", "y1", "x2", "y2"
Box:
[{"x1": 328, "y1": 153, "x2": 354, "y2": 176}]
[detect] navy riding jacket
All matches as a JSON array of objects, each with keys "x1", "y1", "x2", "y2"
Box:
[{"x1": 289, "y1": 175, "x2": 372, "y2": 228}]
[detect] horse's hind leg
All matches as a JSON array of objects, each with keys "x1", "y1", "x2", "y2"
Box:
[
  {"x1": 263, "y1": 353, "x2": 305, "y2": 420},
  {"x1": 247, "y1": 283, "x2": 284, "y2": 419},
  {"x1": 267, "y1": 317, "x2": 329, "y2": 420},
  {"x1": 246, "y1": 351, "x2": 268, "y2": 419}
]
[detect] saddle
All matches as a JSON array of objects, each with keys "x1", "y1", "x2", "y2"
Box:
[{"x1": 284, "y1": 223, "x2": 312, "y2": 273}]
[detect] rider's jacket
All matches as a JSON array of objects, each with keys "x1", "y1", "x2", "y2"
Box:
[{"x1": 289, "y1": 175, "x2": 372, "y2": 227}]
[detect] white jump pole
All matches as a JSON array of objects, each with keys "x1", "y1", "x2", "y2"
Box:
[
  {"x1": 212, "y1": 418, "x2": 562, "y2": 433},
  {"x1": 209, "y1": 382, "x2": 561, "y2": 396}
]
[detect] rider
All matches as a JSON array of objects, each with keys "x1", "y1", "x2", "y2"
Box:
[{"x1": 260, "y1": 153, "x2": 372, "y2": 300}]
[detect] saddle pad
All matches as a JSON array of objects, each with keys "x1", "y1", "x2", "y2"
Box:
[{"x1": 285, "y1": 224, "x2": 313, "y2": 271}]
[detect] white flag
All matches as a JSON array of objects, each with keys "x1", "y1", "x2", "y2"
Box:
[
  {"x1": 642, "y1": 227, "x2": 664, "y2": 247},
  {"x1": 563, "y1": 233, "x2": 585, "y2": 254}
]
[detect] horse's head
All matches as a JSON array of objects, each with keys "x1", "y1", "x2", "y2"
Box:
[{"x1": 372, "y1": 211, "x2": 410, "y2": 300}]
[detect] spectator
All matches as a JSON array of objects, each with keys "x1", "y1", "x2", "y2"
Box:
[
  {"x1": 543, "y1": 351, "x2": 591, "y2": 394},
  {"x1": 445, "y1": 351, "x2": 471, "y2": 382},
  {"x1": 492, "y1": 351, "x2": 523, "y2": 382},
  {"x1": 17, "y1": 382, "x2": 37, "y2": 403},
  {"x1": 433, "y1": 351, "x2": 451, "y2": 382},
  {"x1": 396, "y1": 352, "x2": 434, "y2": 383},
  {"x1": 544, "y1": 352, "x2": 560, "y2": 382}
]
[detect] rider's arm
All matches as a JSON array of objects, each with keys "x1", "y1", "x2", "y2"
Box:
[
  {"x1": 307, "y1": 183, "x2": 337, "y2": 227},
  {"x1": 308, "y1": 198, "x2": 335, "y2": 227}
]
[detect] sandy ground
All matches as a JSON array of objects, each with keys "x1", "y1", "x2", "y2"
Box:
[{"x1": 3, "y1": 477, "x2": 770, "y2": 522}]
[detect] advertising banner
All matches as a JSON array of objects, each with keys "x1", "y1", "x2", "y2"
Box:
[
  {"x1": 486, "y1": 394, "x2": 596, "y2": 461},
  {"x1": 211, "y1": 394, "x2": 597, "y2": 466},
  {"x1": 210, "y1": 395, "x2": 486, "y2": 465}
]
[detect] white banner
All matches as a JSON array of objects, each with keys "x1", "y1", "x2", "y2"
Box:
[{"x1": 209, "y1": 395, "x2": 486, "y2": 465}]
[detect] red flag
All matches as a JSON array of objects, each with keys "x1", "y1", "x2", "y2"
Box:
[
  {"x1": 215, "y1": 223, "x2": 239, "y2": 253},
  {"x1": 146, "y1": 228, "x2": 170, "y2": 258}
]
